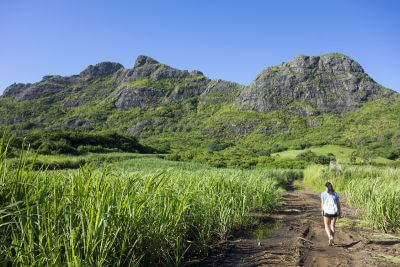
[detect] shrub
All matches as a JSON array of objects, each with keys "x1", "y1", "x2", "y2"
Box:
[
  {"x1": 77, "y1": 145, "x2": 120, "y2": 153},
  {"x1": 387, "y1": 149, "x2": 400, "y2": 160},
  {"x1": 290, "y1": 142, "x2": 312, "y2": 150},
  {"x1": 296, "y1": 150, "x2": 331, "y2": 165},
  {"x1": 207, "y1": 141, "x2": 233, "y2": 152},
  {"x1": 257, "y1": 149, "x2": 271, "y2": 156}
]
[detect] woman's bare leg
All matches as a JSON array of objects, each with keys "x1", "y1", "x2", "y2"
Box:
[
  {"x1": 324, "y1": 217, "x2": 333, "y2": 243},
  {"x1": 330, "y1": 217, "x2": 337, "y2": 242}
]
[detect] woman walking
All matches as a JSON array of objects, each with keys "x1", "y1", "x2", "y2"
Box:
[{"x1": 321, "y1": 182, "x2": 341, "y2": 246}]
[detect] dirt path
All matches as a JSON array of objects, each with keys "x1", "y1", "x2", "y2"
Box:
[{"x1": 188, "y1": 183, "x2": 400, "y2": 266}]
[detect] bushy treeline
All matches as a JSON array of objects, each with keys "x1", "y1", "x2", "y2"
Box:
[
  {"x1": 163, "y1": 143, "x2": 338, "y2": 169},
  {"x1": 165, "y1": 149, "x2": 308, "y2": 169},
  {"x1": 14, "y1": 153, "x2": 150, "y2": 170},
  {"x1": 7, "y1": 130, "x2": 155, "y2": 155},
  {"x1": 296, "y1": 150, "x2": 335, "y2": 165}
]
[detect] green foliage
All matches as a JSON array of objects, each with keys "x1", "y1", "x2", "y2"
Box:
[
  {"x1": 296, "y1": 150, "x2": 332, "y2": 164},
  {"x1": 17, "y1": 152, "x2": 153, "y2": 170},
  {"x1": 121, "y1": 77, "x2": 175, "y2": 92},
  {"x1": 387, "y1": 150, "x2": 400, "y2": 160},
  {"x1": 207, "y1": 140, "x2": 233, "y2": 152},
  {"x1": 388, "y1": 132, "x2": 400, "y2": 160},
  {"x1": 322, "y1": 52, "x2": 350, "y2": 58},
  {"x1": 166, "y1": 147, "x2": 307, "y2": 169},
  {"x1": 274, "y1": 144, "x2": 391, "y2": 166},
  {"x1": 290, "y1": 142, "x2": 312, "y2": 150},
  {"x1": 9, "y1": 130, "x2": 155, "y2": 155},
  {"x1": 121, "y1": 75, "x2": 206, "y2": 93},
  {"x1": 350, "y1": 151, "x2": 357, "y2": 164},
  {"x1": 356, "y1": 146, "x2": 373, "y2": 164}
]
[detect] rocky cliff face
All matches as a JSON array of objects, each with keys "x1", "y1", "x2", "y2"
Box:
[
  {"x1": 1, "y1": 53, "x2": 397, "y2": 114},
  {"x1": 109, "y1": 56, "x2": 243, "y2": 109},
  {"x1": 117, "y1": 55, "x2": 191, "y2": 83},
  {"x1": 236, "y1": 53, "x2": 396, "y2": 113},
  {"x1": 80, "y1": 62, "x2": 124, "y2": 79},
  {"x1": 2, "y1": 55, "x2": 242, "y2": 110}
]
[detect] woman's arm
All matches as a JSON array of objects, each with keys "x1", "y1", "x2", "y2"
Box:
[
  {"x1": 321, "y1": 196, "x2": 324, "y2": 216},
  {"x1": 337, "y1": 200, "x2": 342, "y2": 217}
]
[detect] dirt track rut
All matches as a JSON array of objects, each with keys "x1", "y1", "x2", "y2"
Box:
[{"x1": 190, "y1": 183, "x2": 400, "y2": 267}]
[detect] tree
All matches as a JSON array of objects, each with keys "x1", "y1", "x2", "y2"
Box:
[
  {"x1": 389, "y1": 132, "x2": 400, "y2": 160},
  {"x1": 357, "y1": 147, "x2": 373, "y2": 165},
  {"x1": 349, "y1": 151, "x2": 357, "y2": 165}
]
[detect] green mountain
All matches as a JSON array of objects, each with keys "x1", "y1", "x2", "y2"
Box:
[{"x1": 1, "y1": 53, "x2": 399, "y2": 166}]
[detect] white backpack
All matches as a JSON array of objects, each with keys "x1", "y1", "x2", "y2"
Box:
[{"x1": 323, "y1": 193, "x2": 338, "y2": 215}]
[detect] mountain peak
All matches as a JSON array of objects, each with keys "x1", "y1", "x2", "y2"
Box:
[
  {"x1": 321, "y1": 52, "x2": 350, "y2": 58},
  {"x1": 284, "y1": 53, "x2": 364, "y2": 73},
  {"x1": 134, "y1": 55, "x2": 160, "y2": 68},
  {"x1": 80, "y1": 62, "x2": 124, "y2": 78},
  {"x1": 237, "y1": 53, "x2": 394, "y2": 113}
]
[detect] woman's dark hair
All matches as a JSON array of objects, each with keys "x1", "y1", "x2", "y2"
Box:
[{"x1": 325, "y1": 182, "x2": 335, "y2": 194}]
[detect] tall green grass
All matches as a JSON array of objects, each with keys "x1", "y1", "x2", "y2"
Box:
[
  {"x1": 304, "y1": 165, "x2": 400, "y2": 232},
  {"x1": 0, "y1": 139, "x2": 300, "y2": 266}
]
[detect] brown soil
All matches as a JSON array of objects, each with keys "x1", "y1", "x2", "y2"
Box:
[{"x1": 187, "y1": 183, "x2": 400, "y2": 267}]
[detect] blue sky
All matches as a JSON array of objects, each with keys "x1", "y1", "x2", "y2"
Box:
[{"x1": 1, "y1": 0, "x2": 399, "y2": 93}]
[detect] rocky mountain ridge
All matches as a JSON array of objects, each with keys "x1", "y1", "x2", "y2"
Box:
[
  {"x1": 1, "y1": 53, "x2": 399, "y2": 160},
  {"x1": 2, "y1": 53, "x2": 396, "y2": 114},
  {"x1": 237, "y1": 54, "x2": 396, "y2": 113},
  {"x1": 2, "y1": 55, "x2": 244, "y2": 114}
]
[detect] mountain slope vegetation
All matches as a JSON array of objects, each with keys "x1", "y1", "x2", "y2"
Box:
[{"x1": 1, "y1": 53, "x2": 399, "y2": 167}]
